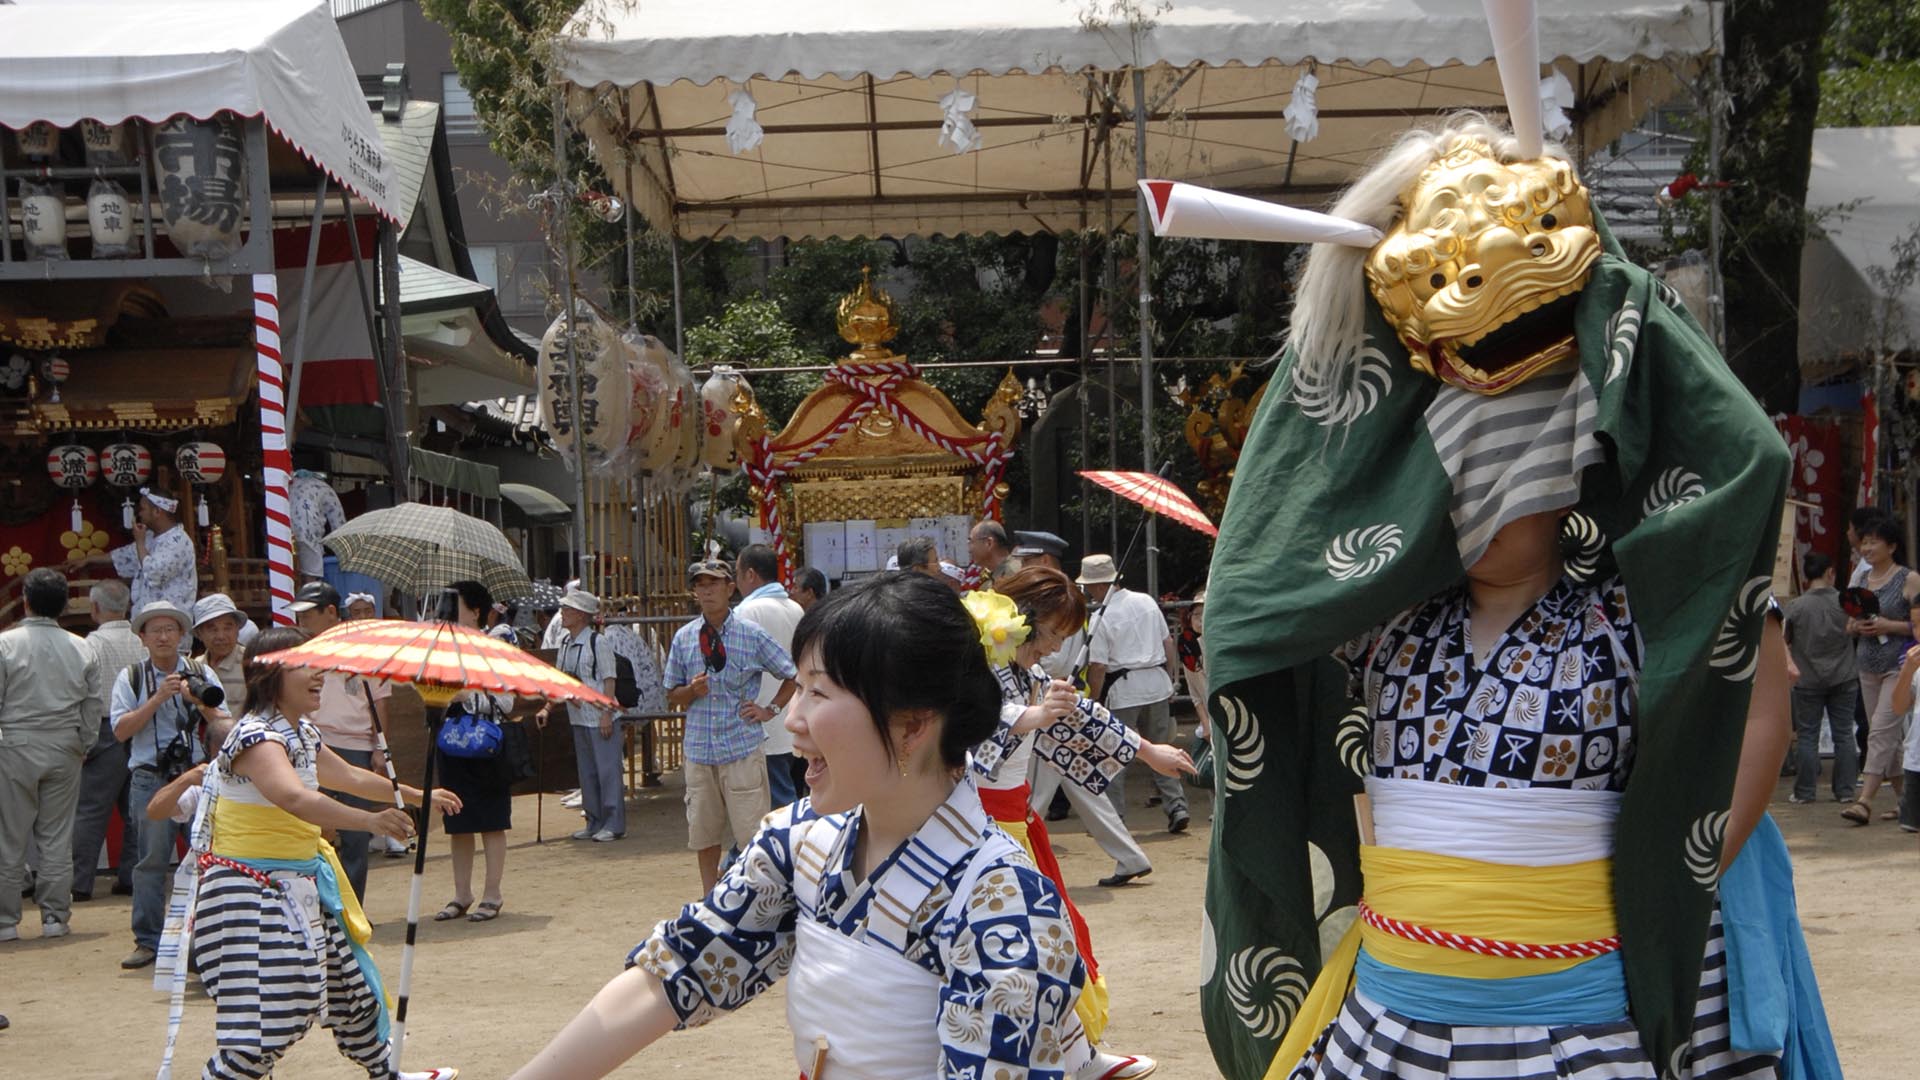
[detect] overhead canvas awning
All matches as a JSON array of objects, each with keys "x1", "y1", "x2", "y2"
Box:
[
  {"x1": 0, "y1": 0, "x2": 401, "y2": 222},
  {"x1": 557, "y1": 0, "x2": 1709, "y2": 240},
  {"x1": 1799, "y1": 126, "x2": 1920, "y2": 371},
  {"x1": 500, "y1": 482, "x2": 573, "y2": 526}
]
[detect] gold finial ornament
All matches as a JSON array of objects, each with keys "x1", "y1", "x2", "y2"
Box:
[
  {"x1": 836, "y1": 266, "x2": 901, "y2": 362},
  {"x1": 1364, "y1": 138, "x2": 1602, "y2": 395}
]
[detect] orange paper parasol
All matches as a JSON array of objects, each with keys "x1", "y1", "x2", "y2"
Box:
[
  {"x1": 254, "y1": 618, "x2": 617, "y2": 709},
  {"x1": 1079, "y1": 469, "x2": 1219, "y2": 538}
]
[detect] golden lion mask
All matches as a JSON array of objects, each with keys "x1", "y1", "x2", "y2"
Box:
[{"x1": 1364, "y1": 139, "x2": 1601, "y2": 395}]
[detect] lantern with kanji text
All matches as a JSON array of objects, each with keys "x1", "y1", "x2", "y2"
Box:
[
  {"x1": 104, "y1": 442, "x2": 153, "y2": 527},
  {"x1": 47, "y1": 443, "x2": 97, "y2": 533},
  {"x1": 176, "y1": 441, "x2": 226, "y2": 526}
]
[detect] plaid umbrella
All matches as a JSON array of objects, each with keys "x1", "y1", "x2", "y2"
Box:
[
  {"x1": 1079, "y1": 469, "x2": 1219, "y2": 538},
  {"x1": 323, "y1": 503, "x2": 535, "y2": 600},
  {"x1": 254, "y1": 618, "x2": 615, "y2": 707}
]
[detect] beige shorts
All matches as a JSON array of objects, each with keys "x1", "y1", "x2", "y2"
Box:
[{"x1": 684, "y1": 756, "x2": 770, "y2": 851}]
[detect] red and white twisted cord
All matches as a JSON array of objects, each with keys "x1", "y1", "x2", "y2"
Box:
[{"x1": 1357, "y1": 899, "x2": 1622, "y2": 960}]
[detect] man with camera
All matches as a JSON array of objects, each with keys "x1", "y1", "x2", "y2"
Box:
[
  {"x1": 110, "y1": 600, "x2": 226, "y2": 970},
  {"x1": 0, "y1": 568, "x2": 102, "y2": 946}
]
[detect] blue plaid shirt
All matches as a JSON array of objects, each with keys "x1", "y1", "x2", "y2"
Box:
[{"x1": 664, "y1": 611, "x2": 797, "y2": 766}]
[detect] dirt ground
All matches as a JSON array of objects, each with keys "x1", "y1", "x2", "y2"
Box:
[{"x1": 2, "y1": 768, "x2": 1913, "y2": 1078}]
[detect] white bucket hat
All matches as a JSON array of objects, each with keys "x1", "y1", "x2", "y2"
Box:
[
  {"x1": 1075, "y1": 554, "x2": 1119, "y2": 585},
  {"x1": 558, "y1": 589, "x2": 600, "y2": 615},
  {"x1": 132, "y1": 599, "x2": 192, "y2": 635},
  {"x1": 190, "y1": 593, "x2": 243, "y2": 630}
]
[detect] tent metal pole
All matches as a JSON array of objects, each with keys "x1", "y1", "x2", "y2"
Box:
[
  {"x1": 1103, "y1": 116, "x2": 1119, "y2": 556},
  {"x1": 1706, "y1": 0, "x2": 1727, "y2": 352},
  {"x1": 554, "y1": 87, "x2": 591, "y2": 584},
  {"x1": 1131, "y1": 68, "x2": 1159, "y2": 597},
  {"x1": 1078, "y1": 206, "x2": 1092, "y2": 554},
  {"x1": 670, "y1": 231, "x2": 686, "y2": 359},
  {"x1": 284, "y1": 173, "x2": 329, "y2": 438}
]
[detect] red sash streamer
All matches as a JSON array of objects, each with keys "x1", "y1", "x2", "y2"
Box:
[{"x1": 976, "y1": 783, "x2": 1100, "y2": 981}]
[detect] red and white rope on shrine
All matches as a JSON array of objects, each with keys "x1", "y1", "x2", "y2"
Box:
[
  {"x1": 1357, "y1": 899, "x2": 1623, "y2": 960},
  {"x1": 743, "y1": 361, "x2": 1010, "y2": 582}
]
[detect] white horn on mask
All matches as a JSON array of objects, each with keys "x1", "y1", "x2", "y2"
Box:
[
  {"x1": 1137, "y1": 180, "x2": 1382, "y2": 247},
  {"x1": 1481, "y1": 0, "x2": 1544, "y2": 158}
]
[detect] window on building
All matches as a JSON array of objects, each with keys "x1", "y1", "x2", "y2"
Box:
[
  {"x1": 442, "y1": 73, "x2": 481, "y2": 138},
  {"x1": 469, "y1": 245, "x2": 499, "y2": 292}
]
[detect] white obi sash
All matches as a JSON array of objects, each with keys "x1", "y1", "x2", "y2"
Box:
[{"x1": 786, "y1": 814, "x2": 1022, "y2": 1080}]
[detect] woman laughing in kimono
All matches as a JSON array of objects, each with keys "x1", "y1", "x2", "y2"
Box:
[{"x1": 511, "y1": 572, "x2": 1089, "y2": 1080}]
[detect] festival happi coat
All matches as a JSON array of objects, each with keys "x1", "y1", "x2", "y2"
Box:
[{"x1": 1163, "y1": 57, "x2": 1795, "y2": 1080}]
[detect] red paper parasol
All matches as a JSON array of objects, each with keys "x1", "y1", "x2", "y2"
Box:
[
  {"x1": 1078, "y1": 469, "x2": 1219, "y2": 538},
  {"x1": 254, "y1": 618, "x2": 616, "y2": 708}
]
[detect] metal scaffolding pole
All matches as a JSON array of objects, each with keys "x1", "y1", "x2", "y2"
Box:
[
  {"x1": 1131, "y1": 68, "x2": 1159, "y2": 596},
  {"x1": 553, "y1": 87, "x2": 591, "y2": 583}
]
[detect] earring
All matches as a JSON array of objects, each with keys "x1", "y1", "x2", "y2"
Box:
[{"x1": 897, "y1": 751, "x2": 910, "y2": 776}]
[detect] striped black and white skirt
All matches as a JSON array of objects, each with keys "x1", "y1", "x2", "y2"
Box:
[{"x1": 1285, "y1": 912, "x2": 1780, "y2": 1080}]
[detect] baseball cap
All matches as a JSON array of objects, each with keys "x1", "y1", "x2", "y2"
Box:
[
  {"x1": 687, "y1": 559, "x2": 734, "y2": 583},
  {"x1": 289, "y1": 580, "x2": 342, "y2": 614}
]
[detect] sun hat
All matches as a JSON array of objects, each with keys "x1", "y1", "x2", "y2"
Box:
[
  {"x1": 1075, "y1": 554, "x2": 1119, "y2": 585},
  {"x1": 132, "y1": 600, "x2": 192, "y2": 635}
]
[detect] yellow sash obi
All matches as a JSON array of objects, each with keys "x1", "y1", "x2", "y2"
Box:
[
  {"x1": 210, "y1": 799, "x2": 375, "y2": 947},
  {"x1": 1265, "y1": 845, "x2": 1618, "y2": 1079}
]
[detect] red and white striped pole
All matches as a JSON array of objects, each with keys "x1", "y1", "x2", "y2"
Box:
[{"x1": 253, "y1": 274, "x2": 297, "y2": 625}]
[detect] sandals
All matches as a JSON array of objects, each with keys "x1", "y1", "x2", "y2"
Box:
[
  {"x1": 1841, "y1": 801, "x2": 1871, "y2": 825},
  {"x1": 467, "y1": 900, "x2": 503, "y2": 922},
  {"x1": 432, "y1": 901, "x2": 471, "y2": 921}
]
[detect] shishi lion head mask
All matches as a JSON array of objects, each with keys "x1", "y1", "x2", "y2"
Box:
[{"x1": 1364, "y1": 137, "x2": 1601, "y2": 395}]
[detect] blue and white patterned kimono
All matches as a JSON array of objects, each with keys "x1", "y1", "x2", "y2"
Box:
[{"x1": 628, "y1": 778, "x2": 1089, "y2": 1079}]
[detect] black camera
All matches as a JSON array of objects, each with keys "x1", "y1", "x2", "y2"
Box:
[
  {"x1": 182, "y1": 671, "x2": 224, "y2": 709},
  {"x1": 156, "y1": 734, "x2": 195, "y2": 782}
]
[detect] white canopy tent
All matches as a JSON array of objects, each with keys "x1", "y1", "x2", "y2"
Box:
[
  {"x1": 553, "y1": 0, "x2": 1714, "y2": 590},
  {"x1": 0, "y1": 0, "x2": 400, "y2": 223},
  {"x1": 557, "y1": 0, "x2": 1709, "y2": 241},
  {"x1": 0, "y1": 0, "x2": 408, "y2": 632},
  {"x1": 1800, "y1": 126, "x2": 1920, "y2": 369}
]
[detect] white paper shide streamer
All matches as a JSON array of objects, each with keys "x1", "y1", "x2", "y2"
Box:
[
  {"x1": 938, "y1": 80, "x2": 982, "y2": 155},
  {"x1": 1539, "y1": 71, "x2": 1575, "y2": 141},
  {"x1": 1138, "y1": 180, "x2": 1382, "y2": 247},
  {"x1": 1284, "y1": 70, "x2": 1320, "y2": 144},
  {"x1": 726, "y1": 86, "x2": 764, "y2": 155}
]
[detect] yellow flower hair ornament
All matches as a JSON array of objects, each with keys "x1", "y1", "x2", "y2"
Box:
[{"x1": 962, "y1": 589, "x2": 1030, "y2": 667}]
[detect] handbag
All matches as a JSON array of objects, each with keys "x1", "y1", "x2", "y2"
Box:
[
  {"x1": 436, "y1": 702, "x2": 504, "y2": 759},
  {"x1": 498, "y1": 719, "x2": 537, "y2": 782}
]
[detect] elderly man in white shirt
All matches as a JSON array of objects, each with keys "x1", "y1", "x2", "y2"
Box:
[
  {"x1": 1079, "y1": 554, "x2": 1188, "y2": 834},
  {"x1": 109, "y1": 488, "x2": 197, "y2": 614}
]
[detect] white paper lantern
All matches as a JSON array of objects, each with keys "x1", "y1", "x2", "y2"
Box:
[
  {"x1": 87, "y1": 178, "x2": 135, "y2": 258},
  {"x1": 46, "y1": 444, "x2": 99, "y2": 489},
  {"x1": 628, "y1": 333, "x2": 679, "y2": 473},
  {"x1": 80, "y1": 119, "x2": 132, "y2": 166},
  {"x1": 699, "y1": 365, "x2": 745, "y2": 471},
  {"x1": 536, "y1": 306, "x2": 634, "y2": 471},
  {"x1": 13, "y1": 121, "x2": 59, "y2": 160},
  {"x1": 102, "y1": 442, "x2": 153, "y2": 487},
  {"x1": 153, "y1": 116, "x2": 245, "y2": 260},
  {"x1": 19, "y1": 179, "x2": 67, "y2": 261},
  {"x1": 175, "y1": 441, "x2": 227, "y2": 485}
]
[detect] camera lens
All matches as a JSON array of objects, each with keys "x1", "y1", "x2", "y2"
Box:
[{"x1": 185, "y1": 672, "x2": 224, "y2": 709}]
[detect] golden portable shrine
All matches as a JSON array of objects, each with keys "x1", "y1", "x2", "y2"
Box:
[{"x1": 732, "y1": 269, "x2": 1024, "y2": 582}]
